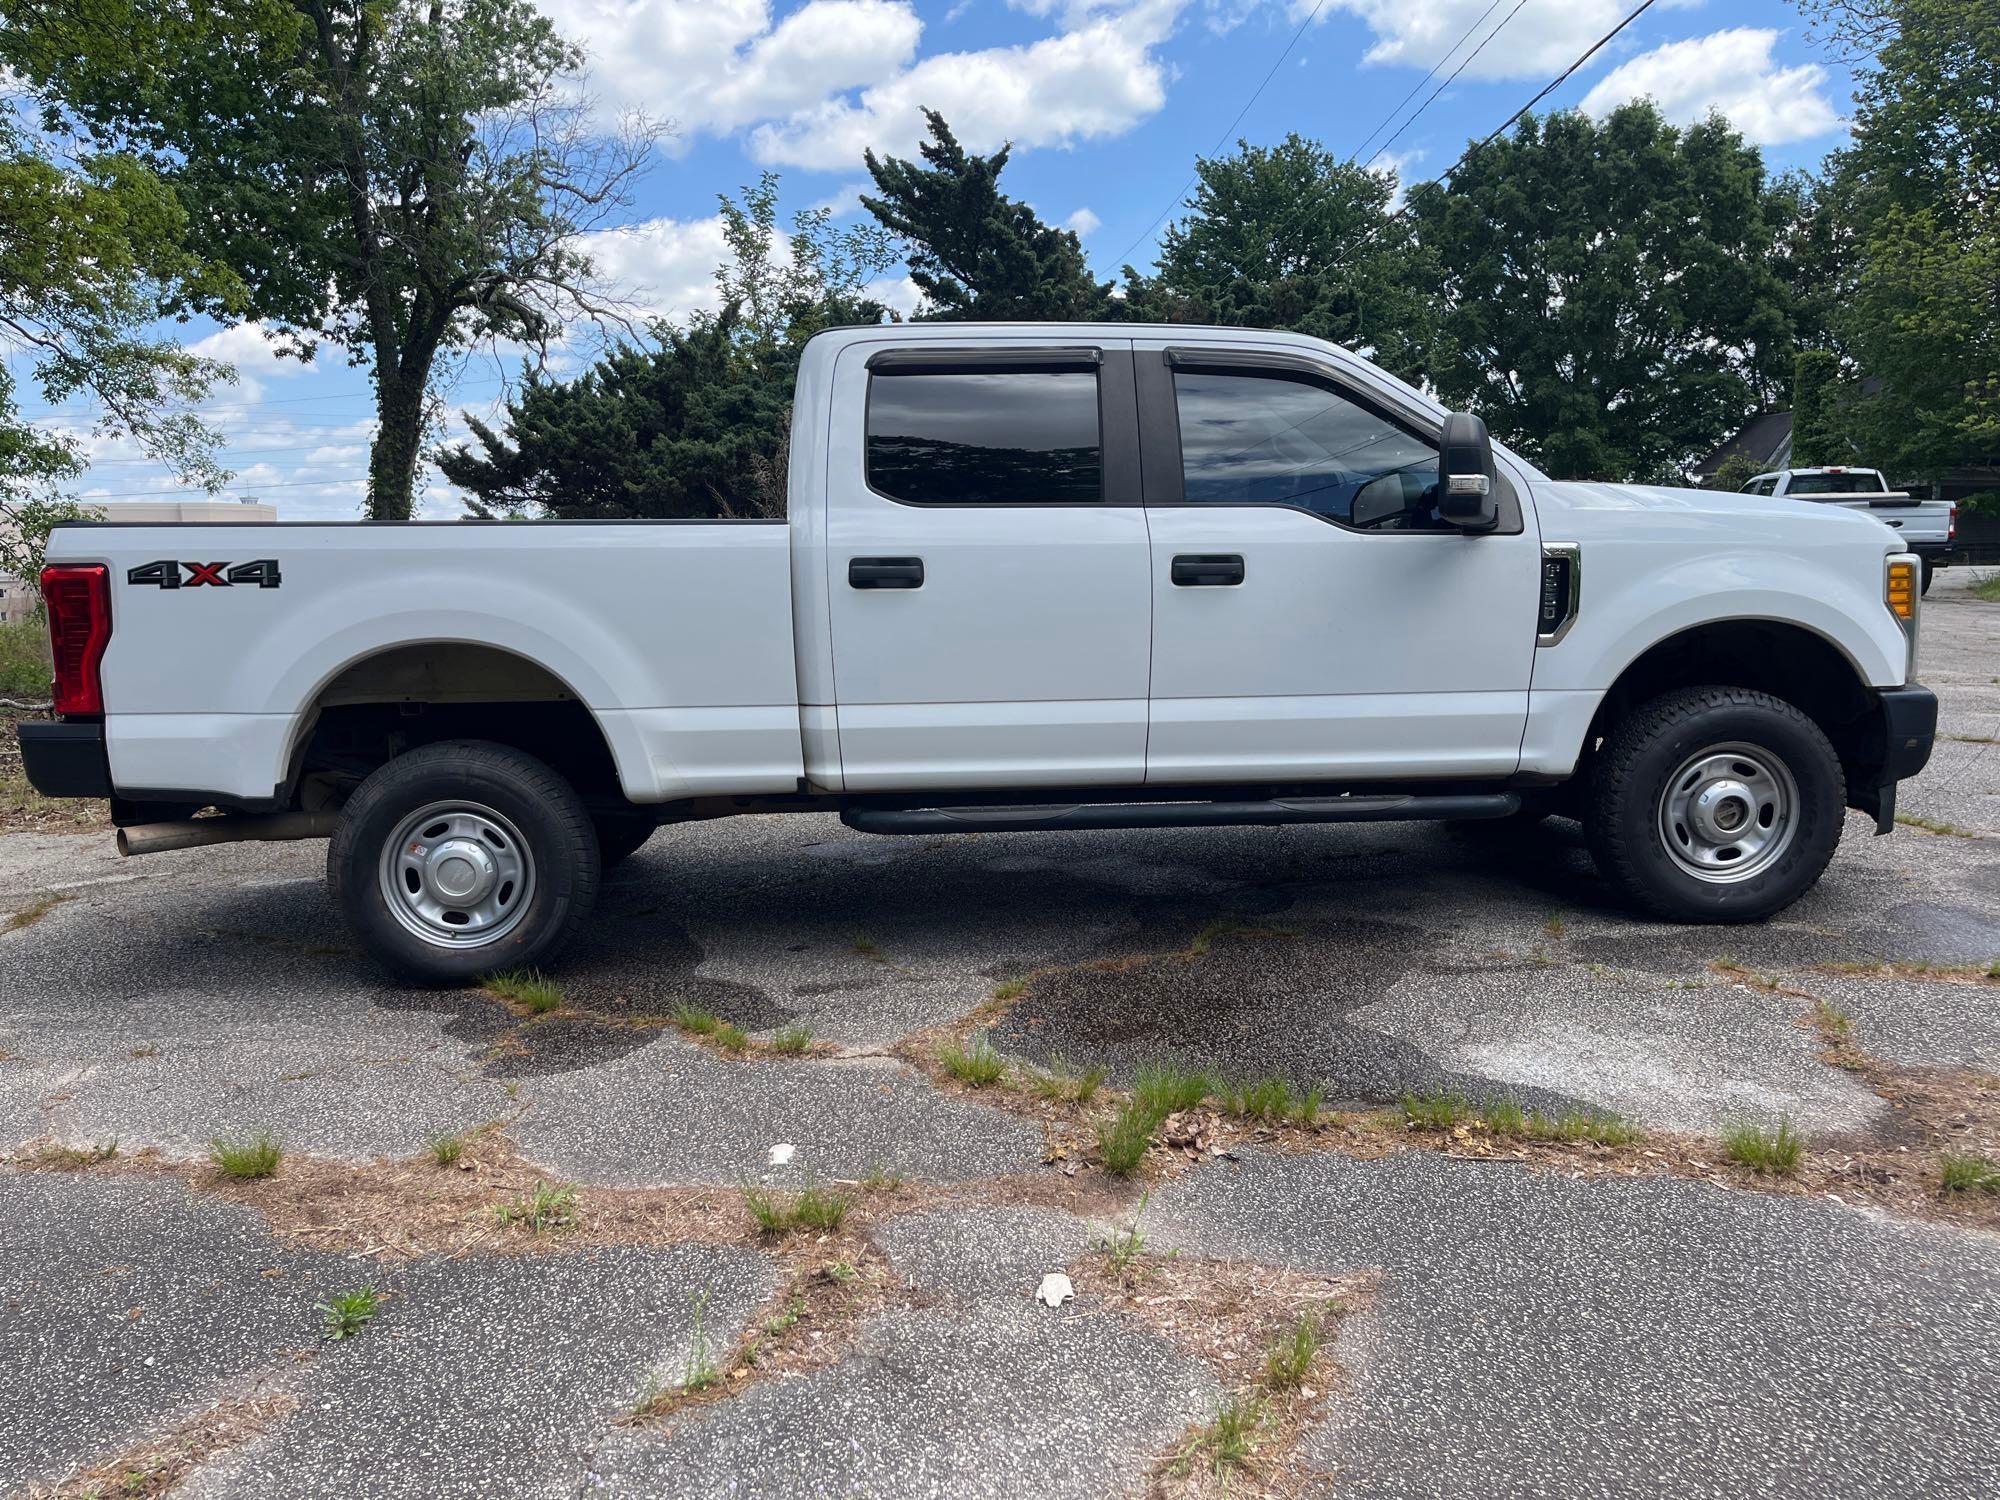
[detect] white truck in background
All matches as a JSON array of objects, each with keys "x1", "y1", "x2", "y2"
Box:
[
  {"x1": 1744, "y1": 467, "x2": 1957, "y2": 592},
  {"x1": 21, "y1": 324, "x2": 1937, "y2": 980}
]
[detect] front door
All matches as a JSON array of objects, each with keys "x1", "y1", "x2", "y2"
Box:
[
  {"x1": 1136, "y1": 342, "x2": 1541, "y2": 783},
  {"x1": 825, "y1": 340, "x2": 1153, "y2": 791}
]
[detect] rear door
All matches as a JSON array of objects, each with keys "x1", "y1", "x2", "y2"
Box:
[
  {"x1": 824, "y1": 340, "x2": 1152, "y2": 790},
  {"x1": 1135, "y1": 341, "x2": 1542, "y2": 783}
]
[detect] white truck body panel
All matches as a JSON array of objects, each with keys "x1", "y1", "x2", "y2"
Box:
[
  {"x1": 52, "y1": 521, "x2": 802, "y2": 802},
  {"x1": 43, "y1": 322, "x2": 1918, "y2": 810}
]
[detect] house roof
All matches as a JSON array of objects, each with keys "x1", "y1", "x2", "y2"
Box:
[{"x1": 1694, "y1": 409, "x2": 1793, "y2": 479}]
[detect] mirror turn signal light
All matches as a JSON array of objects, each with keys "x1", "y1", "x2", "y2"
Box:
[{"x1": 1885, "y1": 559, "x2": 1917, "y2": 621}]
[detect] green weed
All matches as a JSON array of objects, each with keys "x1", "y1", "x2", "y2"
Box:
[
  {"x1": 1725, "y1": 1118, "x2": 1804, "y2": 1175},
  {"x1": 937, "y1": 1034, "x2": 1005, "y2": 1086},
  {"x1": 209, "y1": 1131, "x2": 282, "y2": 1180},
  {"x1": 484, "y1": 967, "x2": 563, "y2": 1014},
  {"x1": 494, "y1": 1179, "x2": 578, "y2": 1233},
  {"x1": 316, "y1": 1285, "x2": 380, "y2": 1341}
]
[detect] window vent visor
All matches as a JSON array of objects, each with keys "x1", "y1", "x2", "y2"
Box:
[
  {"x1": 41, "y1": 564, "x2": 112, "y2": 716},
  {"x1": 1536, "y1": 543, "x2": 1581, "y2": 646}
]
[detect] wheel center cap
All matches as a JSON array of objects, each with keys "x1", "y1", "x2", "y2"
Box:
[
  {"x1": 1692, "y1": 780, "x2": 1755, "y2": 842},
  {"x1": 427, "y1": 838, "x2": 497, "y2": 904}
]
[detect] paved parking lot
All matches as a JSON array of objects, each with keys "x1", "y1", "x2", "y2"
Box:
[{"x1": 3, "y1": 572, "x2": 1997, "y2": 1498}]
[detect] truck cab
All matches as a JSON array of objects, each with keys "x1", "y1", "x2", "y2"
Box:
[{"x1": 20, "y1": 324, "x2": 1939, "y2": 979}]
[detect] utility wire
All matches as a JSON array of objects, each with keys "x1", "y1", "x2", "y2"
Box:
[
  {"x1": 1344, "y1": 0, "x2": 1511, "y2": 167},
  {"x1": 1106, "y1": 0, "x2": 1331, "y2": 273},
  {"x1": 1365, "y1": 0, "x2": 1534, "y2": 171}
]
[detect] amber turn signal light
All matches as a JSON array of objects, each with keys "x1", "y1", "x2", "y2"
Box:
[{"x1": 1885, "y1": 559, "x2": 1917, "y2": 622}]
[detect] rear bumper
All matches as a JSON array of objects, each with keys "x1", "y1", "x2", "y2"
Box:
[
  {"x1": 17, "y1": 719, "x2": 112, "y2": 798},
  {"x1": 1848, "y1": 684, "x2": 1937, "y2": 833}
]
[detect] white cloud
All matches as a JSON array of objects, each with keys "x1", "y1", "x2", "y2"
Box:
[
  {"x1": 864, "y1": 274, "x2": 925, "y2": 317},
  {"x1": 1066, "y1": 206, "x2": 1102, "y2": 236},
  {"x1": 1578, "y1": 28, "x2": 1840, "y2": 146},
  {"x1": 1305, "y1": 0, "x2": 1639, "y2": 82},
  {"x1": 543, "y1": 0, "x2": 922, "y2": 141},
  {"x1": 750, "y1": 0, "x2": 1184, "y2": 170},
  {"x1": 572, "y1": 216, "x2": 733, "y2": 324}
]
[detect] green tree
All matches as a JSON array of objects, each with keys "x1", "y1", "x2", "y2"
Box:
[
  {"x1": 862, "y1": 110, "x2": 1112, "y2": 321},
  {"x1": 440, "y1": 177, "x2": 896, "y2": 520},
  {"x1": 0, "y1": 114, "x2": 236, "y2": 585},
  {"x1": 1789, "y1": 350, "x2": 1847, "y2": 469},
  {"x1": 1409, "y1": 103, "x2": 1797, "y2": 483},
  {"x1": 1823, "y1": 0, "x2": 1999, "y2": 496},
  {"x1": 1, "y1": 0, "x2": 651, "y2": 520},
  {"x1": 1120, "y1": 134, "x2": 1432, "y2": 383},
  {"x1": 1703, "y1": 452, "x2": 1764, "y2": 493}
]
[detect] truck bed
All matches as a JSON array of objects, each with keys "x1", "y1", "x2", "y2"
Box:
[{"x1": 43, "y1": 519, "x2": 804, "y2": 805}]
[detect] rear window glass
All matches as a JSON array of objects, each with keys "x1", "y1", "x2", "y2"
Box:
[
  {"x1": 866, "y1": 370, "x2": 1101, "y2": 505},
  {"x1": 1786, "y1": 473, "x2": 1887, "y2": 495}
]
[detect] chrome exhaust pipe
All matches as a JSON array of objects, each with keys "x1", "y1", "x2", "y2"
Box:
[{"x1": 116, "y1": 812, "x2": 339, "y2": 857}]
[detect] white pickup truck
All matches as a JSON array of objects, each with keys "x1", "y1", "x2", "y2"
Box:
[
  {"x1": 1744, "y1": 467, "x2": 1957, "y2": 592},
  {"x1": 22, "y1": 324, "x2": 1937, "y2": 980}
]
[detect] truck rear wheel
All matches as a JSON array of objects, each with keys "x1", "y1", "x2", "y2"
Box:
[
  {"x1": 1585, "y1": 687, "x2": 1844, "y2": 923},
  {"x1": 329, "y1": 740, "x2": 599, "y2": 983}
]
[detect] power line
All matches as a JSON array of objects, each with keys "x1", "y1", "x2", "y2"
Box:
[
  {"x1": 82, "y1": 474, "x2": 368, "y2": 499},
  {"x1": 1364, "y1": 0, "x2": 1534, "y2": 171},
  {"x1": 1344, "y1": 0, "x2": 1511, "y2": 167},
  {"x1": 1343, "y1": 0, "x2": 1666, "y2": 261},
  {"x1": 1106, "y1": 0, "x2": 1331, "y2": 273}
]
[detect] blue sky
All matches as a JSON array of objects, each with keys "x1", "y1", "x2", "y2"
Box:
[{"x1": 40, "y1": 0, "x2": 1858, "y2": 517}]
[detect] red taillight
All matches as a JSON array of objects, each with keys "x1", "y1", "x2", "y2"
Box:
[
  {"x1": 41, "y1": 564, "x2": 111, "y2": 716},
  {"x1": 1949, "y1": 505, "x2": 1958, "y2": 543}
]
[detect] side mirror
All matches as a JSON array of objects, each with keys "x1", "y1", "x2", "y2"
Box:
[{"x1": 1438, "y1": 412, "x2": 1498, "y2": 532}]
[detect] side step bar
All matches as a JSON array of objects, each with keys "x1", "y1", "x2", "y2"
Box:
[{"x1": 841, "y1": 793, "x2": 1519, "y2": 836}]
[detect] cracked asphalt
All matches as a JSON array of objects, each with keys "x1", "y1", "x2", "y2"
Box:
[{"x1": 1, "y1": 568, "x2": 1997, "y2": 1497}]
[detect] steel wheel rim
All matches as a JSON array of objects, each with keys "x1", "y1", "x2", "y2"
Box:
[
  {"x1": 377, "y1": 800, "x2": 535, "y2": 949},
  {"x1": 1656, "y1": 741, "x2": 1797, "y2": 884}
]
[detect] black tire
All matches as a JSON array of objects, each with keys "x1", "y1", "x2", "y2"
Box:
[
  {"x1": 328, "y1": 740, "x2": 599, "y2": 983},
  {"x1": 594, "y1": 813, "x2": 656, "y2": 869},
  {"x1": 1920, "y1": 557, "x2": 1935, "y2": 596},
  {"x1": 1585, "y1": 686, "x2": 1844, "y2": 923}
]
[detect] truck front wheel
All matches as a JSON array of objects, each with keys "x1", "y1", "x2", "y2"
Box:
[
  {"x1": 329, "y1": 740, "x2": 600, "y2": 982},
  {"x1": 1585, "y1": 687, "x2": 1844, "y2": 923}
]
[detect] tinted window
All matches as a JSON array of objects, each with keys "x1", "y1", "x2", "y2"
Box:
[
  {"x1": 1173, "y1": 370, "x2": 1443, "y2": 529},
  {"x1": 867, "y1": 370, "x2": 1101, "y2": 505},
  {"x1": 1785, "y1": 472, "x2": 1885, "y2": 495}
]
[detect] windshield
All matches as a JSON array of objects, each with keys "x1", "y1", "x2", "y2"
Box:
[{"x1": 1787, "y1": 472, "x2": 1888, "y2": 495}]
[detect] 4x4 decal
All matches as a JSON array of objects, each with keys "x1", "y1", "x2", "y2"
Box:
[{"x1": 127, "y1": 559, "x2": 282, "y2": 589}]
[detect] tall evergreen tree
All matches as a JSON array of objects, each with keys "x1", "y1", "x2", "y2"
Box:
[
  {"x1": 861, "y1": 110, "x2": 1112, "y2": 321},
  {"x1": 1120, "y1": 134, "x2": 1433, "y2": 383},
  {"x1": 1410, "y1": 103, "x2": 1797, "y2": 483}
]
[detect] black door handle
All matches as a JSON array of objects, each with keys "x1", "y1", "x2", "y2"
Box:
[
  {"x1": 849, "y1": 557, "x2": 925, "y2": 590},
  {"x1": 1171, "y1": 553, "x2": 1244, "y2": 587}
]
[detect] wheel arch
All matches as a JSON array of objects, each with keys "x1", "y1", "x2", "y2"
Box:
[{"x1": 282, "y1": 640, "x2": 635, "y2": 813}]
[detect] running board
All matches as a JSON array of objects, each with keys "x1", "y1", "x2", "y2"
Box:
[{"x1": 840, "y1": 793, "x2": 1519, "y2": 836}]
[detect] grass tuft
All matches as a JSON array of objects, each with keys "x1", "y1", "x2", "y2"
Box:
[
  {"x1": 937, "y1": 1033, "x2": 1005, "y2": 1086},
  {"x1": 1724, "y1": 1117, "x2": 1804, "y2": 1176},
  {"x1": 316, "y1": 1286, "x2": 381, "y2": 1341},
  {"x1": 711, "y1": 1022, "x2": 750, "y2": 1053},
  {"x1": 670, "y1": 1004, "x2": 720, "y2": 1036},
  {"x1": 1895, "y1": 812, "x2": 1978, "y2": 838},
  {"x1": 493, "y1": 1179, "x2": 579, "y2": 1233},
  {"x1": 743, "y1": 1172, "x2": 855, "y2": 1236},
  {"x1": 1215, "y1": 1075, "x2": 1323, "y2": 1125},
  {"x1": 1096, "y1": 1100, "x2": 1158, "y2": 1176},
  {"x1": 32, "y1": 1137, "x2": 118, "y2": 1169},
  {"x1": 1811, "y1": 998, "x2": 1855, "y2": 1040},
  {"x1": 1482, "y1": 1095, "x2": 1529, "y2": 1136},
  {"x1": 1260, "y1": 1309, "x2": 1324, "y2": 1392},
  {"x1": 1974, "y1": 573, "x2": 2000, "y2": 604},
  {"x1": 1174, "y1": 1394, "x2": 1264, "y2": 1477},
  {"x1": 991, "y1": 978, "x2": 1028, "y2": 1003},
  {"x1": 1023, "y1": 1052, "x2": 1108, "y2": 1105},
  {"x1": 767, "y1": 1024, "x2": 812, "y2": 1056},
  {"x1": 1401, "y1": 1089, "x2": 1472, "y2": 1129},
  {"x1": 484, "y1": 967, "x2": 563, "y2": 1014},
  {"x1": 1133, "y1": 1062, "x2": 1216, "y2": 1117},
  {"x1": 209, "y1": 1130, "x2": 283, "y2": 1180},
  {"x1": 1940, "y1": 1151, "x2": 2000, "y2": 1194},
  {"x1": 426, "y1": 1131, "x2": 467, "y2": 1167},
  {"x1": 5, "y1": 890, "x2": 73, "y2": 933},
  {"x1": 860, "y1": 1161, "x2": 904, "y2": 1192}
]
